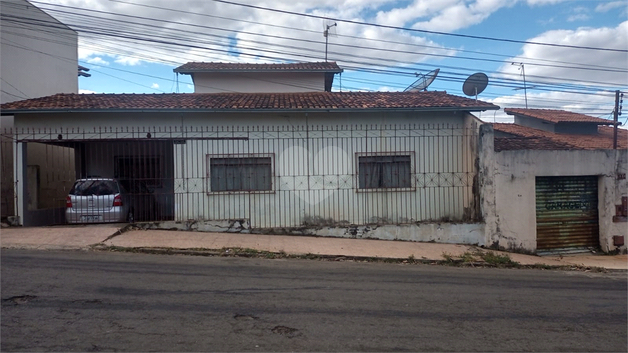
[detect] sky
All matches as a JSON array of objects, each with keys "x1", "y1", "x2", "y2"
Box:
[{"x1": 22, "y1": 0, "x2": 628, "y2": 122}]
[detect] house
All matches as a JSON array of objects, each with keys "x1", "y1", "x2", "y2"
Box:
[
  {"x1": 1, "y1": 85, "x2": 499, "y2": 245},
  {"x1": 1, "y1": 0, "x2": 79, "y2": 221},
  {"x1": 8, "y1": 57, "x2": 622, "y2": 254},
  {"x1": 481, "y1": 108, "x2": 627, "y2": 253},
  {"x1": 173, "y1": 62, "x2": 343, "y2": 93}
]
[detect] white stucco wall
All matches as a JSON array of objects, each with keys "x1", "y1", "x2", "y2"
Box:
[
  {"x1": 189, "y1": 72, "x2": 327, "y2": 93},
  {"x1": 0, "y1": 0, "x2": 78, "y2": 104},
  {"x1": 490, "y1": 145, "x2": 627, "y2": 253},
  {"x1": 12, "y1": 110, "x2": 487, "y2": 246}
]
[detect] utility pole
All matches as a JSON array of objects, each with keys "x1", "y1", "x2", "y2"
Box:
[{"x1": 613, "y1": 90, "x2": 620, "y2": 149}]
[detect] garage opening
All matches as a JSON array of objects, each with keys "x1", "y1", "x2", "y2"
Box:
[
  {"x1": 18, "y1": 139, "x2": 174, "y2": 226},
  {"x1": 536, "y1": 175, "x2": 599, "y2": 251}
]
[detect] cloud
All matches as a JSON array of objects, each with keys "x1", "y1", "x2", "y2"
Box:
[
  {"x1": 595, "y1": 1, "x2": 627, "y2": 12},
  {"x1": 114, "y1": 56, "x2": 142, "y2": 66},
  {"x1": 151, "y1": 83, "x2": 160, "y2": 89},
  {"x1": 372, "y1": 0, "x2": 514, "y2": 32},
  {"x1": 525, "y1": 0, "x2": 566, "y2": 5},
  {"x1": 498, "y1": 21, "x2": 628, "y2": 88},
  {"x1": 85, "y1": 56, "x2": 109, "y2": 66},
  {"x1": 79, "y1": 89, "x2": 97, "y2": 94},
  {"x1": 567, "y1": 14, "x2": 589, "y2": 22}
]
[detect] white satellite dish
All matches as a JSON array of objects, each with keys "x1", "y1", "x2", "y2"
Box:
[
  {"x1": 404, "y1": 68, "x2": 440, "y2": 92},
  {"x1": 462, "y1": 72, "x2": 489, "y2": 99}
]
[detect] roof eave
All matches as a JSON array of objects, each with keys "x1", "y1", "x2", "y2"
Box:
[
  {"x1": 173, "y1": 69, "x2": 344, "y2": 74},
  {"x1": 1, "y1": 106, "x2": 498, "y2": 115},
  {"x1": 505, "y1": 110, "x2": 613, "y2": 125}
]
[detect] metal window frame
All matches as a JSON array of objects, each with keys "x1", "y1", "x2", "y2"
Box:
[
  {"x1": 206, "y1": 153, "x2": 275, "y2": 194},
  {"x1": 355, "y1": 151, "x2": 416, "y2": 192}
]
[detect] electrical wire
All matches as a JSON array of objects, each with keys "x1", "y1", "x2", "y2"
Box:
[{"x1": 3, "y1": 0, "x2": 625, "y2": 112}]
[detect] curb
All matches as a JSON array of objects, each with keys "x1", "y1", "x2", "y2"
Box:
[{"x1": 89, "y1": 244, "x2": 619, "y2": 272}]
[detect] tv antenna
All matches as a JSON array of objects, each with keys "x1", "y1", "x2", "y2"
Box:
[
  {"x1": 404, "y1": 68, "x2": 440, "y2": 92},
  {"x1": 323, "y1": 21, "x2": 337, "y2": 61},
  {"x1": 512, "y1": 62, "x2": 528, "y2": 108},
  {"x1": 462, "y1": 72, "x2": 489, "y2": 100}
]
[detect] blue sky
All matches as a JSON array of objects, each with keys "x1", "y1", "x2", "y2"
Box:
[{"x1": 31, "y1": 0, "x2": 628, "y2": 122}]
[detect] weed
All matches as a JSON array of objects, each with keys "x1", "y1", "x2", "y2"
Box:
[
  {"x1": 480, "y1": 251, "x2": 518, "y2": 266},
  {"x1": 459, "y1": 252, "x2": 476, "y2": 263}
]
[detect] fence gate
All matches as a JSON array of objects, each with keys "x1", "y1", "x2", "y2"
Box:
[{"x1": 535, "y1": 176, "x2": 599, "y2": 250}]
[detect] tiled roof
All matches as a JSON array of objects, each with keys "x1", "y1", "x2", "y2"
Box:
[
  {"x1": 504, "y1": 108, "x2": 614, "y2": 124},
  {"x1": 0, "y1": 91, "x2": 499, "y2": 113},
  {"x1": 493, "y1": 123, "x2": 627, "y2": 151},
  {"x1": 174, "y1": 61, "x2": 343, "y2": 73}
]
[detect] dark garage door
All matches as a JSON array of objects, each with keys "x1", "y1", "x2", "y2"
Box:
[{"x1": 536, "y1": 176, "x2": 599, "y2": 250}]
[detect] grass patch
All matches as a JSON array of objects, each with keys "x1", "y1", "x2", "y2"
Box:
[
  {"x1": 440, "y1": 250, "x2": 520, "y2": 268},
  {"x1": 481, "y1": 251, "x2": 518, "y2": 266}
]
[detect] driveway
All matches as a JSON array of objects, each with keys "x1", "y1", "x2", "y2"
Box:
[{"x1": 0, "y1": 224, "x2": 123, "y2": 250}]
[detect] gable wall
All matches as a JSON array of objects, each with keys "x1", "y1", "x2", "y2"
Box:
[{"x1": 189, "y1": 72, "x2": 327, "y2": 93}]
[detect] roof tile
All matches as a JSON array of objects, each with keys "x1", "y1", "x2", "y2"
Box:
[
  {"x1": 493, "y1": 123, "x2": 627, "y2": 151},
  {"x1": 1, "y1": 91, "x2": 499, "y2": 112},
  {"x1": 174, "y1": 61, "x2": 343, "y2": 73}
]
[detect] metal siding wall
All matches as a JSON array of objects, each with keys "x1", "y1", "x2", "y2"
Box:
[{"x1": 536, "y1": 176, "x2": 599, "y2": 250}]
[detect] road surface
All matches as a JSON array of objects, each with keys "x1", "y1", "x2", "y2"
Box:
[{"x1": 2, "y1": 249, "x2": 626, "y2": 352}]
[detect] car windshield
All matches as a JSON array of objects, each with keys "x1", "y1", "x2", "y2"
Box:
[{"x1": 70, "y1": 180, "x2": 119, "y2": 196}]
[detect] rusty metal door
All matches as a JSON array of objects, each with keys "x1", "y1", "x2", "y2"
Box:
[{"x1": 536, "y1": 176, "x2": 599, "y2": 250}]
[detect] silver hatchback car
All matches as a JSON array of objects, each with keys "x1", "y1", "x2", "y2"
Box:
[{"x1": 66, "y1": 178, "x2": 131, "y2": 224}]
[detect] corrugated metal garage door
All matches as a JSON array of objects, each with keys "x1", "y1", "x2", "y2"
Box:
[{"x1": 536, "y1": 176, "x2": 599, "y2": 250}]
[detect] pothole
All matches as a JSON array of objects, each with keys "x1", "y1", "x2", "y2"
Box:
[
  {"x1": 2, "y1": 295, "x2": 37, "y2": 305},
  {"x1": 234, "y1": 314, "x2": 259, "y2": 321},
  {"x1": 271, "y1": 325, "x2": 301, "y2": 338}
]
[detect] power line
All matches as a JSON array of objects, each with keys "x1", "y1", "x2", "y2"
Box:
[
  {"x1": 210, "y1": 0, "x2": 627, "y2": 53},
  {"x1": 5, "y1": 0, "x2": 625, "y2": 113},
  {"x1": 10, "y1": 5, "x2": 625, "y2": 93}
]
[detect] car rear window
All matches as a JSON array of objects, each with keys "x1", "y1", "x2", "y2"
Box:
[{"x1": 70, "y1": 180, "x2": 120, "y2": 196}]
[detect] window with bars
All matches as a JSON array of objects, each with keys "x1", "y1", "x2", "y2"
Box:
[
  {"x1": 358, "y1": 154, "x2": 412, "y2": 189},
  {"x1": 209, "y1": 156, "x2": 273, "y2": 192}
]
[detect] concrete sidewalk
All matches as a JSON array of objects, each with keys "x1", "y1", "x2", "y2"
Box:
[{"x1": 1, "y1": 225, "x2": 627, "y2": 270}]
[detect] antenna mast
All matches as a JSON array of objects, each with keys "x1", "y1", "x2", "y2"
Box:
[
  {"x1": 324, "y1": 22, "x2": 337, "y2": 62},
  {"x1": 512, "y1": 62, "x2": 528, "y2": 108}
]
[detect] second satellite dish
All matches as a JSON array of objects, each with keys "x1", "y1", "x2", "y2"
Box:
[
  {"x1": 462, "y1": 72, "x2": 488, "y2": 98},
  {"x1": 404, "y1": 69, "x2": 440, "y2": 92}
]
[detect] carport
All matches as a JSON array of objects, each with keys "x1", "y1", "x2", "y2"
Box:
[{"x1": 9, "y1": 131, "x2": 175, "y2": 226}]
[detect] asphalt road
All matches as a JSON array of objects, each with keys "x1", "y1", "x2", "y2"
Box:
[{"x1": 1, "y1": 249, "x2": 626, "y2": 352}]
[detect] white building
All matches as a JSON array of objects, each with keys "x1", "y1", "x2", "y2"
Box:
[
  {"x1": 173, "y1": 62, "x2": 343, "y2": 93},
  {"x1": 1, "y1": 88, "x2": 496, "y2": 242},
  {"x1": 1, "y1": 0, "x2": 79, "y2": 220}
]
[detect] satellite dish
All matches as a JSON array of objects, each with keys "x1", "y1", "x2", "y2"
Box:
[
  {"x1": 462, "y1": 72, "x2": 489, "y2": 98},
  {"x1": 404, "y1": 68, "x2": 440, "y2": 92}
]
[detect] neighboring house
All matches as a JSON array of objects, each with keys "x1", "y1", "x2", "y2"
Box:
[
  {"x1": 1, "y1": 90, "x2": 498, "y2": 245},
  {"x1": 482, "y1": 108, "x2": 627, "y2": 253},
  {"x1": 1, "y1": 0, "x2": 79, "y2": 220},
  {"x1": 173, "y1": 62, "x2": 343, "y2": 93}
]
